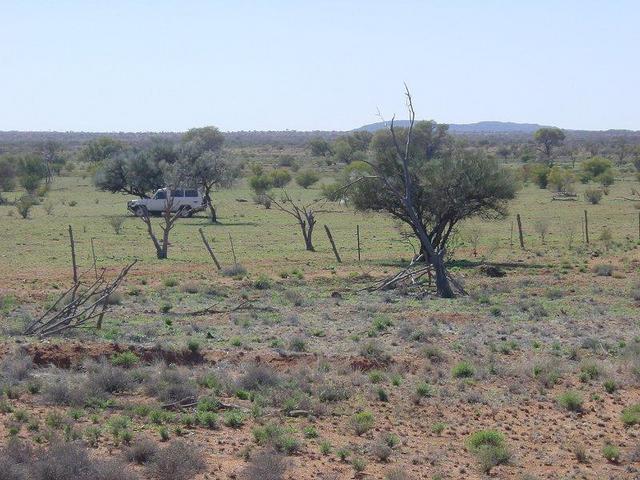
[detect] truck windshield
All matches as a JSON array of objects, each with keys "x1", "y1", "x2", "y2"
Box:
[{"x1": 154, "y1": 191, "x2": 166, "y2": 200}]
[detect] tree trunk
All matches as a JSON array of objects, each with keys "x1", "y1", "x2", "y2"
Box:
[
  {"x1": 300, "y1": 222, "x2": 315, "y2": 251},
  {"x1": 432, "y1": 253, "x2": 454, "y2": 298},
  {"x1": 204, "y1": 190, "x2": 217, "y2": 223}
]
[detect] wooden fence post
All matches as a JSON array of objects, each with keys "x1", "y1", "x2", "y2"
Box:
[
  {"x1": 199, "y1": 228, "x2": 221, "y2": 270},
  {"x1": 356, "y1": 225, "x2": 361, "y2": 262},
  {"x1": 228, "y1": 233, "x2": 238, "y2": 268},
  {"x1": 584, "y1": 210, "x2": 589, "y2": 244},
  {"x1": 516, "y1": 214, "x2": 525, "y2": 249},
  {"x1": 324, "y1": 225, "x2": 341, "y2": 263},
  {"x1": 68, "y1": 225, "x2": 78, "y2": 284},
  {"x1": 90, "y1": 237, "x2": 98, "y2": 279}
]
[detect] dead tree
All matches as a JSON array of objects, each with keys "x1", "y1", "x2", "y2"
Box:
[
  {"x1": 137, "y1": 197, "x2": 184, "y2": 259},
  {"x1": 268, "y1": 191, "x2": 317, "y2": 251},
  {"x1": 24, "y1": 260, "x2": 136, "y2": 337}
]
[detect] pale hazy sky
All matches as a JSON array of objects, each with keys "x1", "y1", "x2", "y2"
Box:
[{"x1": 1, "y1": 1, "x2": 639, "y2": 132}]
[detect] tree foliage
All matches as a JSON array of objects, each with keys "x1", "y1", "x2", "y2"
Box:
[
  {"x1": 178, "y1": 127, "x2": 237, "y2": 222},
  {"x1": 94, "y1": 150, "x2": 165, "y2": 198},
  {"x1": 80, "y1": 136, "x2": 125, "y2": 163},
  {"x1": 534, "y1": 127, "x2": 565, "y2": 161},
  {"x1": 0, "y1": 155, "x2": 17, "y2": 191},
  {"x1": 337, "y1": 119, "x2": 515, "y2": 259}
]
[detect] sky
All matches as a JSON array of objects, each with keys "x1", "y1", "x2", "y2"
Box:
[{"x1": 1, "y1": 0, "x2": 639, "y2": 132}]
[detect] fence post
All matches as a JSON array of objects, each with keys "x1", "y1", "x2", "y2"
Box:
[
  {"x1": 324, "y1": 225, "x2": 342, "y2": 263},
  {"x1": 199, "y1": 228, "x2": 221, "y2": 270},
  {"x1": 356, "y1": 225, "x2": 361, "y2": 262},
  {"x1": 516, "y1": 214, "x2": 525, "y2": 249},
  {"x1": 68, "y1": 225, "x2": 78, "y2": 285},
  {"x1": 584, "y1": 210, "x2": 589, "y2": 245}
]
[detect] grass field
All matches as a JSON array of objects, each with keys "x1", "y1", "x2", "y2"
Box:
[{"x1": 1, "y1": 170, "x2": 640, "y2": 479}]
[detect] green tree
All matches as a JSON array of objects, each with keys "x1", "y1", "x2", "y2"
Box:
[
  {"x1": 178, "y1": 126, "x2": 237, "y2": 222},
  {"x1": 547, "y1": 166, "x2": 575, "y2": 193},
  {"x1": 309, "y1": 138, "x2": 332, "y2": 157},
  {"x1": 80, "y1": 136, "x2": 125, "y2": 163},
  {"x1": 17, "y1": 154, "x2": 48, "y2": 194},
  {"x1": 0, "y1": 155, "x2": 17, "y2": 191},
  {"x1": 94, "y1": 150, "x2": 165, "y2": 198},
  {"x1": 534, "y1": 127, "x2": 565, "y2": 163},
  {"x1": 339, "y1": 94, "x2": 516, "y2": 298}
]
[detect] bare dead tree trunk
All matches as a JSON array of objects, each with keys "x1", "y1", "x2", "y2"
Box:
[
  {"x1": 138, "y1": 198, "x2": 182, "y2": 259},
  {"x1": 269, "y1": 191, "x2": 317, "y2": 252}
]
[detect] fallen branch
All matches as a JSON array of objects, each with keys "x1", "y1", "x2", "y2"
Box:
[{"x1": 24, "y1": 260, "x2": 136, "y2": 337}]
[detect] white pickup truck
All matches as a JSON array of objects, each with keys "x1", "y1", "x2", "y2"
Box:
[{"x1": 127, "y1": 188, "x2": 206, "y2": 217}]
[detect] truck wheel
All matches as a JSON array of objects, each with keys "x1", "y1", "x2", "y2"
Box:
[
  {"x1": 133, "y1": 206, "x2": 145, "y2": 217},
  {"x1": 181, "y1": 207, "x2": 194, "y2": 218}
]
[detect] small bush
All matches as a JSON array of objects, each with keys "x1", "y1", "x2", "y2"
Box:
[
  {"x1": 253, "y1": 274, "x2": 272, "y2": 289},
  {"x1": 108, "y1": 216, "x2": 126, "y2": 235},
  {"x1": 223, "y1": 410, "x2": 246, "y2": 428},
  {"x1": 295, "y1": 170, "x2": 320, "y2": 189},
  {"x1": 16, "y1": 195, "x2": 36, "y2": 219},
  {"x1": 163, "y1": 278, "x2": 179, "y2": 287},
  {"x1": 252, "y1": 423, "x2": 300, "y2": 454},
  {"x1": 237, "y1": 363, "x2": 280, "y2": 391},
  {"x1": 288, "y1": 336, "x2": 307, "y2": 352},
  {"x1": 592, "y1": 264, "x2": 615, "y2": 276},
  {"x1": 125, "y1": 437, "x2": 158, "y2": 464},
  {"x1": 466, "y1": 430, "x2": 510, "y2": 473},
  {"x1": 558, "y1": 391, "x2": 583, "y2": 412},
  {"x1": 602, "y1": 443, "x2": 620, "y2": 462},
  {"x1": 350, "y1": 411, "x2": 375, "y2": 435},
  {"x1": 222, "y1": 264, "x2": 247, "y2": 277},
  {"x1": 621, "y1": 404, "x2": 640, "y2": 426},
  {"x1": 584, "y1": 187, "x2": 603, "y2": 204},
  {"x1": 110, "y1": 351, "x2": 139, "y2": 368},
  {"x1": 241, "y1": 449, "x2": 286, "y2": 480},
  {"x1": 452, "y1": 361, "x2": 474, "y2": 379},
  {"x1": 151, "y1": 441, "x2": 205, "y2": 480}
]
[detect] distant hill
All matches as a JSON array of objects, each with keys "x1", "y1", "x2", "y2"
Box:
[{"x1": 355, "y1": 120, "x2": 551, "y2": 134}]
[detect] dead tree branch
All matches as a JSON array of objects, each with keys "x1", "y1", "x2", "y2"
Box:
[{"x1": 24, "y1": 260, "x2": 137, "y2": 337}]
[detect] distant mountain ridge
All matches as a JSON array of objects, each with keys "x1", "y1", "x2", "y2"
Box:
[{"x1": 355, "y1": 120, "x2": 552, "y2": 134}]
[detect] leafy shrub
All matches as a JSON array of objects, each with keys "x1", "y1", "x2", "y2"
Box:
[
  {"x1": 602, "y1": 443, "x2": 620, "y2": 462},
  {"x1": 295, "y1": 170, "x2": 320, "y2": 189},
  {"x1": 86, "y1": 362, "x2": 132, "y2": 394},
  {"x1": 145, "y1": 366, "x2": 197, "y2": 404},
  {"x1": 350, "y1": 411, "x2": 375, "y2": 435},
  {"x1": 241, "y1": 449, "x2": 286, "y2": 480},
  {"x1": 621, "y1": 403, "x2": 640, "y2": 426},
  {"x1": 359, "y1": 340, "x2": 391, "y2": 364},
  {"x1": 125, "y1": 437, "x2": 158, "y2": 464},
  {"x1": 110, "y1": 351, "x2": 139, "y2": 368},
  {"x1": 452, "y1": 361, "x2": 474, "y2": 378},
  {"x1": 253, "y1": 274, "x2": 272, "y2": 289},
  {"x1": 288, "y1": 336, "x2": 307, "y2": 352},
  {"x1": 252, "y1": 423, "x2": 300, "y2": 454},
  {"x1": 108, "y1": 216, "x2": 126, "y2": 235},
  {"x1": 349, "y1": 456, "x2": 366, "y2": 473},
  {"x1": 222, "y1": 263, "x2": 247, "y2": 277},
  {"x1": 603, "y1": 379, "x2": 617, "y2": 394},
  {"x1": 269, "y1": 169, "x2": 292, "y2": 188},
  {"x1": 558, "y1": 391, "x2": 583, "y2": 412},
  {"x1": 223, "y1": 410, "x2": 246, "y2": 428},
  {"x1": 466, "y1": 430, "x2": 510, "y2": 473},
  {"x1": 584, "y1": 187, "x2": 603, "y2": 204},
  {"x1": 151, "y1": 441, "x2": 205, "y2": 480},
  {"x1": 592, "y1": 263, "x2": 615, "y2": 276},
  {"x1": 15, "y1": 195, "x2": 37, "y2": 219},
  {"x1": 237, "y1": 363, "x2": 280, "y2": 391}
]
